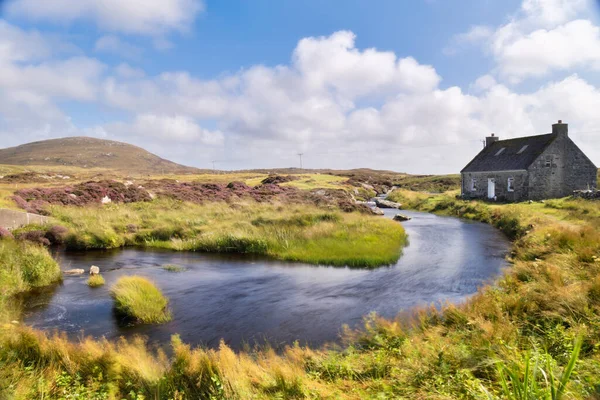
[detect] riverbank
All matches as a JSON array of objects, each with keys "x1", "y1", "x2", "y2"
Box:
[
  {"x1": 39, "y1": 199, "x2": 406, "y2": 268},
  {"x1": 1, "y1": 194, "x2": 600, "y2": 398}
]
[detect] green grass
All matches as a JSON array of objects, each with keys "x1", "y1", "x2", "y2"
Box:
[
  {"x1": 162, "y1": 264, "x2": 185, "y2": 272},
  {"x1": 86, "y1": 274, "x2": 105, "y2": 287},
  {"x1": 110, "y1": 276, "x2": 171, "y2": 324},
  {"x1": 49, "y1": 199, "x2": 407, "y2": 268}
]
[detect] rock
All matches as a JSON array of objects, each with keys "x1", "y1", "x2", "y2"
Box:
[
  {"x1": 374, "y1": 198, "x2": 402, "y2": 209},
  {"x1": 101, "y1": 195, "x2": 112, "y2": 204},
  {"x1": 371, "y1": 207, "x2": 384, "y2": 216},
  {"x1": 64, "y1": 269, "x2": 85, "y2": 275},
  {"x1": 393, "y1": 214, "x2": 412, "y2": 222},
  {"x1": 89, "y1": 266, "x2": 100, "y2": 275}
]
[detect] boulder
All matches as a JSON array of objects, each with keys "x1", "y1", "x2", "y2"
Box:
[
  {"x1": 375, "y1": 198, "x2": 402, "y2": 209},
  {"x1": 89, "y1": 266, "x2": 100, "y2": 275},
  {"x1": 393, "y1": 214, "x2": 412, "y2": 222},
  {"x1": 371, "y1": 207, "x2": 385, "y2": 216},
  {"x1": 64, "y1": 269, "x2": 85, "y2": 275}
]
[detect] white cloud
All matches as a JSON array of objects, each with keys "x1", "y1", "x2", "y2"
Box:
[
  {"x1": 106, "y1": 114, "x2": 224, "y2": 145},
  {"x1": 7, "y1": 0, "x2": 204, "y2": 36},
  {"x1": 449, "y1": 0, "x2": 599, "y2": 82},
  {"x1": 444, "y1": 25, "x2": 493, "y2": 55},
  {"x1": 95, "y1": 35, "x2": 143, "y2": 60},
  {"x1": 495, "y1": 19, "x2": 600, "y2": 81}
]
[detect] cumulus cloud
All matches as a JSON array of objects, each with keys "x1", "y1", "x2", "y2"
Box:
[
  {"x1": 6, "y1": 0, "x2": 204, "y2": 36},
  {"x1": 450, "y1": 0, "x2": 599, "y2": 82}
]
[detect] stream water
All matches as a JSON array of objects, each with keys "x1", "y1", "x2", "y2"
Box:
[{"x1": 22, "y1": 209, "x2": 510, "y2": 350}]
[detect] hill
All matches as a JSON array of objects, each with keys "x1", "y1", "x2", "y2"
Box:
[{"x1": 0, "y1": 137, "x2": 201, "y2": 174}]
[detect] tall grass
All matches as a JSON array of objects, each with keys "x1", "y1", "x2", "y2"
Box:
[
  {"x1": 111, "y1": 276, "x2": 171, "y2": 324},
  {"x1": 50, "y1": 199, "x2": 407, "y2": 268}
]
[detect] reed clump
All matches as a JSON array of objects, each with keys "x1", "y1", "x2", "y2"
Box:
[
  {"x1": 110, "y1": 276, "x2": 171, "y2": 324},
  {"x1": 86, "y1": 274, "x2": 105, "y2": 287}
]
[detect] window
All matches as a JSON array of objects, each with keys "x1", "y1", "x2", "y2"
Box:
[
  {"x1": 471, "y1": 178, "x2": 477, "y2": 192},
  {"x1": 545, "y1": 156, "x2": 552, "y2": 167},
  {"x1": 495, "y1": 148, "x2": 506, "y2": 156},
  {"x1": 507, "y1": 177, "x2": 515, "y2": 192},
  {"x1": 517, "y1": 145, "x2": 529, "y2": 154}
]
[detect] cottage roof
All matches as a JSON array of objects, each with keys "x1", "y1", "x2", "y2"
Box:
[{"x1": 461, "y1": 133, "x2": 558, "y2": 173}]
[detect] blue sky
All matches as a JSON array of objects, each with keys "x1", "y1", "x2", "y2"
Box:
[{"x1": 1, "y1": 0, "x2": 599, "y2": 173}]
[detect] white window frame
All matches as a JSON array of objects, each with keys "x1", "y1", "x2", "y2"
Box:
[
  {"x1": 545, "y1": 156, "x2": 552, "y2": 167},
  {"x1": 470, "y1": 178, "x2": 477, "y2": 192},
  {"x1": 507, "y1": 177, "x2": 515, "y2": 192}
]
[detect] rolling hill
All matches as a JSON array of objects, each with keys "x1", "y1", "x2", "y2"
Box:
[{"x1": 0, "y1": 137, "x2": 201, "y2": 174}]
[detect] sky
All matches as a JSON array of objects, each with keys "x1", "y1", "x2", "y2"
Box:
[{"x1": 0, "y1": 0, "x2": 599, "y2": 174}]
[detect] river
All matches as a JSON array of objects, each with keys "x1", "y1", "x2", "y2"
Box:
[{"x1": 22, "y1": 209, "x2": 510, "y2": 350}]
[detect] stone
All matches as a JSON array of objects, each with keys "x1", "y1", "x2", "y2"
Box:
[
  {"x1": 371, "y1": 207, "x2": 384, "y2": 216},
  {"x1": 374, "y1": 198, "x2": 402, "y2": 209},
  {"x1": 393, "y1": 213, "x2": 412, "y2": 222},
  {"x1": 64, "y1": 269, "x2": 85, "y2": 275},
  {"x1": 89, "y1": 266, "x2": 100, "y2": 275},
  {"x1": 101, "y1": 196, "x2": 112, "y2": 204}
]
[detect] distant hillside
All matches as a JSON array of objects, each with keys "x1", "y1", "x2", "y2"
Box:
[{"x1": 0, "y1": 137, "x2": 201, "y2": 174}]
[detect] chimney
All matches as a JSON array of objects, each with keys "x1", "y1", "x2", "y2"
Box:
[
  {"x1": 552, "y1": 120, "x2": 568, "y2": 137},
  {"x1": 486, "y1": 133, "x2": 499, "y2": 147}
]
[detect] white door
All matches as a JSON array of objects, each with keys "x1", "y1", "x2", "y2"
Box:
[{"x1": 487, "y1": 178, "x2": 495, "y2": 199}]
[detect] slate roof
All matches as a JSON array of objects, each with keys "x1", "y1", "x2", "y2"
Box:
[{"x1": 461, "y1": 133, "x2": 558, "y2": 173}]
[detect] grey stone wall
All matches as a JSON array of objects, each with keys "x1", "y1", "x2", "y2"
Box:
[
  {"x1": 0, "y1": 209, "x2": 51, "y2": 230},
  {"x1": 527, "y1": 135, "x2": 597, "y2": 200},
  {"x1": 461, "y1": 171, "x2": 529, "y2": 202}
]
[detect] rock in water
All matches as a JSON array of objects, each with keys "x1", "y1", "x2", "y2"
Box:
[
  {"x1": 64, "y1": 269, "x2": 85, "y2": 275},
  {"x1": 393, "y1": 214, "x2": 412, "y2": 222},
  {"x1": 374, "y1": 198, "x2": 402, "y2": 209},
  {"x1": 89, "y1": 266, "x2": 100, "y2": 275},
  {"x1": 371, "y1": 207, "x2": 384, "y2": 215}
]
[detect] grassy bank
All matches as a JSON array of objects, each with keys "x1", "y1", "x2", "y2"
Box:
[
  {"x1": 0, "y1": 240, "x2": 61, "y2": 322},
  {"x1": 49, "y1": 199, "x2": 406, "y2": 268},
  {"x1": 1, "y1": 194, "x2": 600, "y2": 398}
]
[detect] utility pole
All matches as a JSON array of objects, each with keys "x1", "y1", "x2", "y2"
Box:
[
  {"x1": 297, "y1": 153, "x2": 303, "y2": 169},
  {"x1": 212, "y1": 161, "x2": 216, "y2": 171}
]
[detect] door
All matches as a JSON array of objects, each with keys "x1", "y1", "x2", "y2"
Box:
[{"x1": 487, "y1": 178, "x2": 495, "y2": 199}]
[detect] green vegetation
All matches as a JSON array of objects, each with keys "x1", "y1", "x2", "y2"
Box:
[
  {"x1": 87, "y1": 274, "x2": 105, "y2": 287},
  {"x1": 0, "y1": 240, "x2": 61, "y2": 321},
  {"x1": 110, "y1": 276, "x2": 171, "y2": 324},
  {"x1": 50, "y1": 199, "x2": 406, "y2": 268},
  {"x1": 162, "y1": 264, "x2": 186, "y2": 272},
  {"x1": 1, "y1": 182, "x2": 600, "y2": 398}
]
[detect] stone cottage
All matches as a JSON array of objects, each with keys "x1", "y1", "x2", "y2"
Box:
[{"x1": 461, "y1": 121, "x2": 597, "y2": 201}]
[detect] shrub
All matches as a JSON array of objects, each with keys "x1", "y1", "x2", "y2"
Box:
[
  {"x1": 0, "y1": 227, "x2": 14, "y2": 240},
  {"x1": 44, "y1": 225, "x2": 69, "y2": 245},
  {"x1": 111, "y1": 276, "x2": 171, "y2": 324},
  {"x1": 87, "y1": 274, "x2": 105, "y2": 287},
  {"x1": 16, "y1": 230, "x2": 51, "y2": 246}
]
